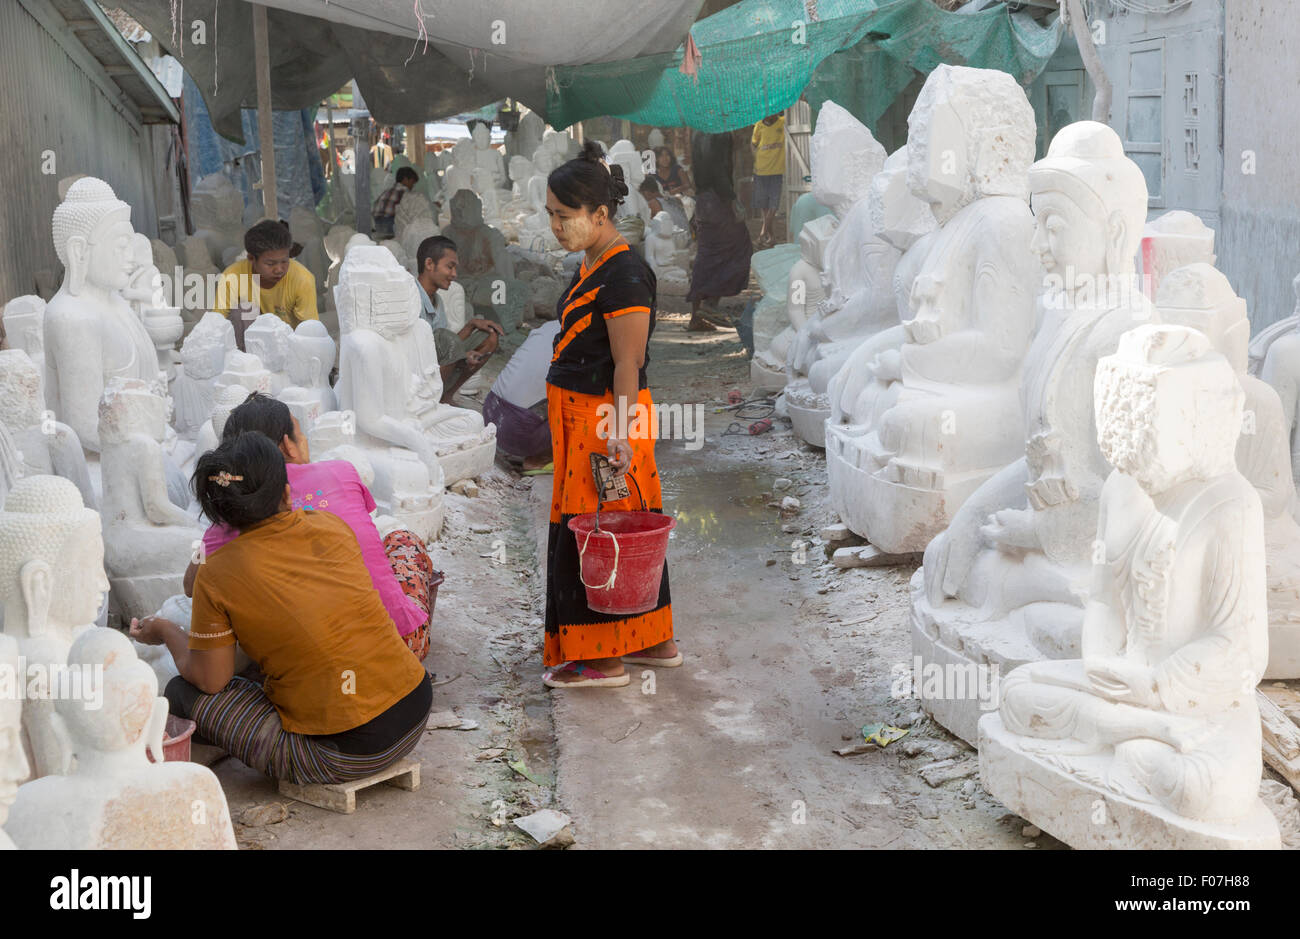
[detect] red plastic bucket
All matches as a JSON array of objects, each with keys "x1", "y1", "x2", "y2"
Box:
[
  {"x1": 148, "y1": 714, "x2": 196, "y2": 763},
  {"x1": 568, "y1": 511, "x2": 676, "y2": 615}
]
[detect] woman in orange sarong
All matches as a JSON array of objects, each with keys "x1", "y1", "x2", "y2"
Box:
[{"x1": 540, "y1": 142, "x2": 679, "y2": 689}]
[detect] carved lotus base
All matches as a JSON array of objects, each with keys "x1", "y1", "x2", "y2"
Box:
[
  {"x1": 784, "y1": 380, "x2": 829, "y2": 448},
  {"x1": 750, "y1": 356, "x2": 787, "y2": 393},
  {"x1": 979, "y1": 714, "x2": 1281, "y2": 850}
]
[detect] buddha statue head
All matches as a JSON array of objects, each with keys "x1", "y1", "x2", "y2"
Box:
[
  {"x1": 0, "y1": 475, "x2": 107, "y2": 644},
  {"x1": 609, "y1": 149, "x2": 646, "y2": 189},
  {"x1": 509, "y1": 156, "x2": 534, "y2": 188},
  {"x1": 215, "y1": 351, "x2": 272, "y2": 395},
  {"x1": 472, "y1": 122, "x2": 491, "y2": 151},
  {"x1": 452, "y1": 138, "x2": 474, "y2": 166},
  {"x1": 650, "y1": 211, "x2": 675, "y2": 239},
  {"x1": 286, "y1": 320, "x2": 336, "y2": 389},
  {"x1": 0, "y1": 634, "x2": 28, "y2": 827},
  {"x1": 1095, "y1": 324, "x2": 1242, "y2": 495},
  {"x1": 56, "y1": 627, "x2": 158, "y2": 760},
  {"x1": 99, "y1": 377, "x2": 168, "y2": 447},
  {"x1": 811, "y1": 101, "x2": 887, "y2": 220},
  {"x1": 244, "y1": 314, "x2": 293, "y2": 375},
  {"x1": 1156, "y1": 263, "x2": 1250, "y2": 375},
  {"x1": 449, "y1": 189, "x2": 485, "y2": 229},
  {"x1": 180, "y1": 312, "x2": 236, "y2": 382},
  {"x1": 1029, "y1": 121, "x2": 1148, "y2": 288},
  {"x1": 906, "y1": 65, "x2": 1036, "y2": 224},
  {"x1": 1140, "y1": 211, "x2": 1216, "y2": 298},
  {"x1": 0, "y1": 350, "x2": 43, "y2": 430},
  {"x1": 335, "y1": 245, "x2": 418, "y2": 340},
  {"x1": 51, "y1": 177, "x2": 134, "y2": 297},
  {"x1": 191, "y1": 174, "x2": 244, "y2": 233},
  {"x1": 211, "y1": 384, "x2": 254, "y2": 440},
  {"x1": 400, "y1": 218, "x2": 440, "y2": 267},
  {"x1": 531, "y1": 146, "x2": 560, "y2": 178},
  {"x1": 869, "y1": 145, "x2": 937, "y2": 251}
]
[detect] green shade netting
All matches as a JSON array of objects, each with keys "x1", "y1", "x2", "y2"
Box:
[{"x1": 545, "y1": 0, "x2": 1064, "y2": 134}]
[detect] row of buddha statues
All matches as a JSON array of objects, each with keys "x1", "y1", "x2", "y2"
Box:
[
  {"x1": 747, "y1": 64, "x2": 1300, "y2": 849},
  {"x1": 1, "y1": 174, "x2": 503, "y2": 635}
]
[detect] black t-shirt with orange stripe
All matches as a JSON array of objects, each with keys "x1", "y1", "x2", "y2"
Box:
[{"x1": 546, "y1": 243, "x2": 657, "y2": 397}]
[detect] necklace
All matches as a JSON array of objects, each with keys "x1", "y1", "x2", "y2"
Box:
[{"x1": 586, "y1": 230, "x2": 623, "y2": 266}]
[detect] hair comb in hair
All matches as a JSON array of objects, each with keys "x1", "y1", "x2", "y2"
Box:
[{"x1": 208, "y1": 471, "x2": 244, "y2": 487}]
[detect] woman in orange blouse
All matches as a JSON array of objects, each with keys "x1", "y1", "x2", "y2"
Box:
[{"x1": 540, "y1": 142, "x2": 680, "y2": 688}]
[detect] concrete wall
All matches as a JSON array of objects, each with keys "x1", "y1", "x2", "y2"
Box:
[
  {"x1": 0, "y1": 0, "x2": 161, "y2": 306},
  {"x1": 1221, "y1": 0, "x2": 1300, "y2": 331}
]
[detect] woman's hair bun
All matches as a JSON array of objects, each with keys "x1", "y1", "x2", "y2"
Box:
[
  {"x1": 607, "y1": 163, "x2": 629, "y2": 201},
  {"x1": 578, "y1": 139, "x2": 605, "y2": 163}
]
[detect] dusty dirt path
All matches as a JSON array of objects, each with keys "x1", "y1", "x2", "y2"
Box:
[{"x1": 539, "y1": 299, "x2": 1056, "y2": 849}]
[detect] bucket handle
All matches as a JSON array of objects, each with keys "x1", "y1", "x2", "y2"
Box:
[{"x1": 577, "y1": 527, "x2": 619, "y2": 591}]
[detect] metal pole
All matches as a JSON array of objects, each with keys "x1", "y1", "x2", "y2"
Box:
[{"x1": 252, "y1": 3, "x2": 277, "y2": 219}]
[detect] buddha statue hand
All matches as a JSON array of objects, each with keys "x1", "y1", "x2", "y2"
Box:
[
  {"x1": 869, "y1": 348, "x2": 902, "y2": 384},
  {"x1": 979, "y1": 506, "x2": 1040, "y2": 555},
  {"x1": 1084, "y1": 656, "x2": 1161, "y2": 710},
  {"x1": 903, "y1": 316, "x2": 943, "y2": 345},
  {"x1": 1026, "y1": 474, "x2": 1080, "y2": 510}
]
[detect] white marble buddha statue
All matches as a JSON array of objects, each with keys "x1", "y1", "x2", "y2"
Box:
[
  {"x1": 784, "y1": 107, "x2": 893, "y2": 446},
  {"x1": 2, "y1": 296, "x2": 51, "y2": 402},
  {"x1": 825, "y1": 144, "x2": 941, "y2": 491},
  {"x1": 6, "y1": 626, "x2": 237, "y2": 849},
  {"x1": 334, "y1": 246, "x2": 495, "y2": 490},
  {"x1": 0, "y1": 350, "x2": 95, "y2": 510},
  {"x1": 278, "y1": 319, "x2": 338, "y2": 429},
  {"x1": 470, "y1": 121, "x2": 507, "y2": 192},
  {"x1": 0, "y1": 634, "x2": 26, "y2": 849},
  {"x1": 645, "y1": 211, "x2": 690, "y2": 294},
  {"x1": 172, "y1": 312, "x2": 236, "y2": 441},
  {"x1": 828, "y1": 66, "x2": 1040, "y2": 552},
  {"x1": 1138, "y1": 210, "x2": 1216, "y2": 300},
  {"x1": 979, "y1": 324, "x2": 1279, "y2": 849},
  {"x1": 512, "y1": 111, "x2": 546, "y2": 168},
  {"x1": 914, "y1": 120, "x2": 1153, "y2": 743},
  {"x1": 44, "y1": 177, "x2": 166, "y2": 457},
  {"x1": 214, "y1": 350, "x2": 272, "y2": 398},
  {"x1": 441, "y1": 190, "x2": 529, "y2": 331},
  {"x1": 98, "y1": 378, "x2": 203, "y2": 620},
  {"x1": 519, "y1": 147, "x2": 562, "y2": 251},
  {"x1": 244, "y1": 313, "x2": 295, "y2": 395},
  {"x1": 1155, "y1": 263, "x2": 1300, "y2": 678},
  {"x1": 751, "y1": 215, "x2": 835, "y2": 390},
  {"x1": 395, "y1": 190, "x2": 436, "y2": 248},
  {"x1": 1255, "y1": 274, "x2": 1300, "y2": 500},
  {"x1": 189, "y1": 173, "x2": 245, "y2": 269},
  {"x1": 124, "y1": 233, "x2": 185, "y2": 382},
  {"x1": 0, "y1": 475, "x2": 107, "y2": 781}
]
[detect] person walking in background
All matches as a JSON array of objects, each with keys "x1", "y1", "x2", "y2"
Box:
[
  {"x1": 750, "y1": 113, "x2": 786, "y2": 248},
  {"x1": 685, "y1": 132, "x2": 753, "y2": 331},
  {"x1": 372, "y1": 166, "x2": 418, "y2": 238}
]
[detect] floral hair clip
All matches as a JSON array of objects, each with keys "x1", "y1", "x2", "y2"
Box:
[{"x1": 208, "y1": 471, "x2": 244, "y2": 487}]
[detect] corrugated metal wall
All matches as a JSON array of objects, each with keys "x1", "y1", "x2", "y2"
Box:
[{"x1": 0, "y1": 0, "x2": 159, "y2": 305}]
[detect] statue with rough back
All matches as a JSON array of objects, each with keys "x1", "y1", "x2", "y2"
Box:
[
  {"x1": 0, "y1": 475, "x2": 107, "y2": 782},
  {"x1": 6, "y1": 627, "x2": 237, "y2": 849},
  {"x1": 979, "y1": 324, "x2": 1279, "y2": 850},
  {"x1": 914, "y1": 120, "x2": 1154, "y2": 744},
  {"x1": 98, "y1": 378, "x2": 203, "y2": 621},
  {"x1": 831, "y1": 65, "x2": 1040, "y2": 555},
  {"x1": 44, "y1": 177, "x2": 166, "y2": 457}
]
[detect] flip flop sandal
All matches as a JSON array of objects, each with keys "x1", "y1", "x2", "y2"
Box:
[
  {"x1": 621, "y1": 651, "x2": 684, "y2": 667},
  {"x1": 522, "y1": 463, "x2": 554, "y2": 476},
  {"x1": 543, "y1": 662, "x2": 630, "y2": 689}
]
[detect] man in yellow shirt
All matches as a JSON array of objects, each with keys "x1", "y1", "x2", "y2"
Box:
[
  {"x1": 214, "y1": 219, "x2": 320, "y2": 338},
  {"x1": 751, "y1": 113, "x2": 786, "y2": 248}
]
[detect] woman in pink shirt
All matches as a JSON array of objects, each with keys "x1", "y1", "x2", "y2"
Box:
[{"x1": 183, "y1": 393, "x2": 440, "y2": 661}]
